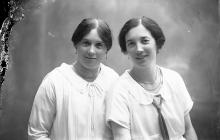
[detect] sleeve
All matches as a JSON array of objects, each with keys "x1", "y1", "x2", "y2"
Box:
[
  {"x1": 106, "y1": 84, "x2": 130, "y2": 129},
  {"x1": 176, "y1": 73, "x2": 193, "y2": 116},
  {"x1": 28, "y1": 75, "x2": 56, "y2": 140}
]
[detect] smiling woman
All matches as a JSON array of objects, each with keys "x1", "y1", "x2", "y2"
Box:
[
  {"x1": 125, "y1": 24, "x2": 157, "y2": 70},
  {"x1": 73, "y1": 29, "x2": 108, "y2": 80},
  {"x1": 28, "y1": 18, "x2": 119, "y2": 140},
  {"x1": 71, "y1": 18, "x2": 113, "y2": 81},
  {"x1": 106, "y1": 17, "x2": 198, "y2": 140}
]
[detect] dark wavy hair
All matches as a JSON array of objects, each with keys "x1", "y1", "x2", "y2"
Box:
[
  {"x1": 118, "y1": 16, "x2": 165, "y2": 53},
  {"x1": 71, "y1": 18, "x2": 112, "y2": 51}
]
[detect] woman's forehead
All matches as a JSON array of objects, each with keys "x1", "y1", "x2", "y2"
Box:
[
  {"x1": 126, "y1": 25, "x2": 152, "y2": 40},
  {"x1": 83, "y1": 29, "x2": 103, "y2": 42}
]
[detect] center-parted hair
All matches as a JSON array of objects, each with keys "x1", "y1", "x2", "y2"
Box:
[
  {"x1": 71, "y1": 18, "x2": 112, "y2": 51},
  {"x1": 118, "y1": 17, "x2": 165, "y2": 53}
]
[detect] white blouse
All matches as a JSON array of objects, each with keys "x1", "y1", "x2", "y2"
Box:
[
  {"x1": 28, "y1": 63, "x2": 119, "y2": 140},
  {"x1": 106, "y1": 66, "x2": 193, "y2": 140}
]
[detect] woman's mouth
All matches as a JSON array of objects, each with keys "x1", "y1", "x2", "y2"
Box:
[
  {"x1": 135, "y1": 55, "x2": 148, "y2": 59},
  {"x1": 85, "y1": 56, "x2": 96, "y2": 59}
]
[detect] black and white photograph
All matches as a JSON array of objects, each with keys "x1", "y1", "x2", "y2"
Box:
[{"x1": 0, "y1": 0, "x2": 219, "y2": 140}]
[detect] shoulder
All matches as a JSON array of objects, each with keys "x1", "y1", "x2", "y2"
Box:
[
  {"x1": 110, "y1": 70, "x2": 133, "y2": 96},
  {"x1": 160, "y1": 66, "x2": 183, "y2": 82},
  {"x1": 100, "y1": 63, "x2": 119, "y2": 79},
  {"x1": 101, "y1": 63, "x2": 119, "y2": 75},
  {"x1": 41, "y1": 63, "x2": 72, "y2": 85},
  {"x1": 160, "y1": 66, "x2": 190, "y2": 97},
  {"x1": 160, "y1": 66, "x2": 180, "y2": 77}
]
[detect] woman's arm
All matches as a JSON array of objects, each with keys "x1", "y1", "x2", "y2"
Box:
[
  {"x1": 28, "y1": 78, "x2": 56, "y2": 140},
  {"x1": 184, "y1": 113, "x2": 198, "y2": 140},
  {"x1": 111, "y1": 122, "x2": 131, "y2": 140}
]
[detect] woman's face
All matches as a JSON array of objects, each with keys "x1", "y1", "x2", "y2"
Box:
[
  {"x1": 75, "y1": 28, "x2": 107, "y2": 70},
  {"x1": 125, "y1": 24, "x2": 157, "y2": 68}
]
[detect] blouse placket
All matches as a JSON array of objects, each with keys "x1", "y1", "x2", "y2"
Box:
[{"x1": 81, "y1": 82, "x2": 104, "y2": 139}]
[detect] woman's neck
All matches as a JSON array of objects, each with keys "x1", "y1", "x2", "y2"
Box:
[
  {"x1": 130, "y1": 64, "x2": 157, "y2": 84},
  {"x1": 73, "y1": 62, "x2": 101, "y2": 82}
]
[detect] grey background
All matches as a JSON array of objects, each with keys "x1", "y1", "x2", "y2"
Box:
[{"x1": 0, "y1": 0, "x2": 219, "y2": 139}]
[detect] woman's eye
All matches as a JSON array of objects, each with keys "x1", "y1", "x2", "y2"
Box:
[
  {"x1": 95, "y1": 43, "x2": 104, "y2": 49},
  {"x1": 82, "y1": 41, "x2": 90, "y2": 46},
  {"x1": 141, "y1": 39, "x2": 149, "y2": 44},
  {"x1": 127, "y1": 42, "x2": 135, "y2": 48}
]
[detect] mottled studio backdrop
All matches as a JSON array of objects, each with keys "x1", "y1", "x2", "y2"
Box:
[{"x1": 0, "y1": 0, "x2": 219, "y2": 139}]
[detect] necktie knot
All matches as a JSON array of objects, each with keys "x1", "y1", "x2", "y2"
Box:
[{"x1": 152, "y1": 95, "x2": 162, "y2": 110}]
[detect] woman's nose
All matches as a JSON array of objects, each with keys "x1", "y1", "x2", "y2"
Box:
[
  {"x1": 88, "y1": 45, "x2": 96, "y2": 55},
  {"x1": 136, "y1": 43, "x2": 144, "y2": 53}
]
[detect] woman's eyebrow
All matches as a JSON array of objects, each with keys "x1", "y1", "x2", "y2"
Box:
[
  {"x1": 96, "y1": 41, "x2": 105, "y2": 44},
  {"x1": 81, "y1": 38, "x2": 89, "y2": 41},
  {"x1": 141, "y1": 36, "x2": 150, "y2": 39},
  {"x1": 126, "y1": 39, "x2": 134, "y2": 42}
]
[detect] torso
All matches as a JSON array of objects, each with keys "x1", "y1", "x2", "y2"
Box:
[
  {"x1": 109, "y1": 66, "x2": 192, "y2": 140},
  {"x1": 49, "y1": 63, "x2": 119, "y2": 140}
]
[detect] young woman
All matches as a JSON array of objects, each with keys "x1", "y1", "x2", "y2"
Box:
[
  {"x1": 28, "y1": 18, "x2": 119, "y2": 140},
  {"x1": 106, "y1": 17, "x2": 198, "y2": 140}
]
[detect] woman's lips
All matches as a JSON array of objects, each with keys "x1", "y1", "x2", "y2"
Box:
[
  {"x1": 135, "y1": 55, "x2": 148, "y2": 59},
  {"x1": 85, "y1": 56, "x2": 96, "y2": 59}
]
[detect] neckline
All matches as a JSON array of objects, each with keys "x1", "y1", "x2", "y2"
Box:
[
  {"x1": 138, "y1": 66, "x2": 163, "y2": 93},
  {"x1": 71, "y1": 62, "x2": 104, "y2": 84},
  {"x1": 125, "y1": 66, "x2": 167, "y2": 100},
  {"x1": 128, "y1": 66, "x2": 163, "y2": 91}
]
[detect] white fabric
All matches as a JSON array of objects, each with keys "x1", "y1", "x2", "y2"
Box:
[
  {"x1": 106, "y1": 66, "x2": 193, "y2": 140},
  {"x1": 28, "y1": 63, "x2": 119, "y2": 140}
]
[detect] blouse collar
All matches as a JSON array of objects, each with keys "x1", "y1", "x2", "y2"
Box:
[
  {"x1": 56, "y1": 63, "x2": 105, "y2": 97},
  {"x1": 124, "y1": 67, "x2": 171, "y2": 105}
]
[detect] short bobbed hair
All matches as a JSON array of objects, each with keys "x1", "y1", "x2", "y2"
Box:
[
  {"x1": 71, "y1": 18, "x2": 112, "y2": 51},
  {"x1": 118, "y1": 16, "x2": 165, "y2": 53}
]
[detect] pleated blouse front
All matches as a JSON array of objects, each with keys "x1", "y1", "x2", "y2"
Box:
[{"x1": 28, "y1": 63, "x2": 119, "y2": 140}]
